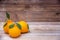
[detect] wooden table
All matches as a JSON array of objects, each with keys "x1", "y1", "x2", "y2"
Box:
[{"x1": 0, "y1": 22, "x2": 60, "y2": 40}]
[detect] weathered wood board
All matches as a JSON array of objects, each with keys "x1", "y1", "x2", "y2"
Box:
[
  {"x1": 0, "y1": 0, "x2": 60, "y2": 22},
  {"x1": 0, "y1": 22, "x2": 60, "y2": 40}
]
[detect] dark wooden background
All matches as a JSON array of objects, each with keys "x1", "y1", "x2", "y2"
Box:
[{"x1": 0, "y1": 0, "x2": 60, "y2": 22}]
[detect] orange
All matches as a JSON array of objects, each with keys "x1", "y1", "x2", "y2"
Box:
[
  {"x1": 3, "y1": 20, "x2": 13, "y2": 34},
  {"x1": 18, "y1": 21, "x2": 29, "y2": 33},
  {"x1": 9, "y1": 24, "x2": 21, "y2": 38},
  {"x1": 3, "y1": 12, "x2": 13, "y2": 34}
]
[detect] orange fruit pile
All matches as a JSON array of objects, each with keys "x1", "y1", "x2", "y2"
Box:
[{"x1": 3, "y1": 12, "x2": 29, "y2": 38}]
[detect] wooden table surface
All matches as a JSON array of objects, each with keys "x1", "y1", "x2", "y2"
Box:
[{"x1": 0, "y1": 22, "x2": 60, "y2": 40}]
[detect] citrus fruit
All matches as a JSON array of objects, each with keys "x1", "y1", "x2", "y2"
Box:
[
  {"x1": 3, "y1": 12, "x2": 13, "y2": 34},
  {"x1": 9, "y1": 23, "x2": 21, "y2": 38},
  {"x1": 3, "y1": 20, "x2": 13, "y2": 33},
  {"x1": 18, "y1": 21, "x2": 29, "y2": 33}
]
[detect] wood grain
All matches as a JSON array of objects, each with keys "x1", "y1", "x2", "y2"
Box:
[
  {"x1": 0, "y1": 0, "x2": 60, "y2": 22},
  {"x1": 0, "y1": 22, "x2": 60, "y2": 40}
]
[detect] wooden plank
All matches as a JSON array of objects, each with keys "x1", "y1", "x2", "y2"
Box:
[
  {"x1": 0, "y1": 0, "x2": 60, "y2": 22},
  {"x1": 0, "y1": 22, "x2": 60, "y2": 40},
  {"x1": 0, "y1": 0, "x2": 57, "y2": 5}
]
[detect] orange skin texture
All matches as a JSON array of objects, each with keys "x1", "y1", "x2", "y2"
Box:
[
  {"x1": 3, "y1": 20, "x2": 13, "y2": 34},
  {"x1": 18, "y1": 21, "x2": 29, "y2": 33},
  {"x1": 9, "y1": 24, "x2": 21, "y2": 38}
]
